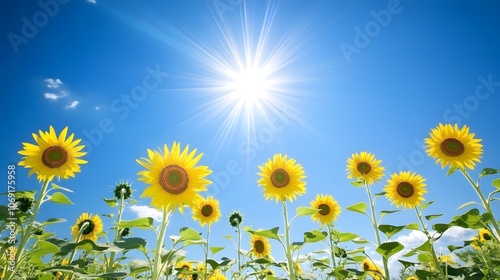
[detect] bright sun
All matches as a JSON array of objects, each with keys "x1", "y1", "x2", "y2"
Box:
[{"x1": 226, "y1": 67, "x2": 272, "y2": 105}]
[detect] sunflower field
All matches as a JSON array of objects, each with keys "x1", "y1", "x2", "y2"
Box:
[{"x1": 1, "y1": 123, "x2": 499, "y2": 280}]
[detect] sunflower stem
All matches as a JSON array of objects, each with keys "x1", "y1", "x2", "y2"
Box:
[
  {"x1": 327, "y1": 223, "x2": 337, "y2": 268},
  {"x1": 152, "y1": 208, "x2": 171, "y2": 280},
  {"x1": 4, "y1": 179, "x2": 50, "y2": 280},
  {"x1": 364, "y1": 182, "x2": 390, "y2": 280},
  {"x1": 460, "y1": 169, "x2": 500, "y2": 237},
  {"x1": 67, "y1": 221, "x2": 90, "y2": 280},
  {"x1": 282, "y1": 200, "x2": 296, "y2": 280},
  {"x1": 237, "y1": 222, "x2": 242, "y2": 277},
  {"x1": 204, "y1": 224, "x2": 211, "y2": 280},
  {"x1": 414, "y1": 207, "x2": 447, "y2": 279},
  {"x1": 107, "y1": 189, "x2": 126, "y2": 273}
]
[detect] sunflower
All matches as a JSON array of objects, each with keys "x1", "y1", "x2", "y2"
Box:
[
  {"x1": 257, "y1": 154, "x2": 306, "y2": 202},
  {"x1": 406, "y1": 276, "x2": 418, "y2": 280},
  {"x1": 469, "y1": 236, "x2": 481, "y2": 250},
  {"x1": 137, "y1": 142, "x2": 212, "y2": 213},
  {"x1": 425, "y1": 123, "x2": 483, "y2": 170},
  {"x1": 361, "y1": 259, "x2": 383, "y2": 280},
  {"x1": 71, "y1": 213, "x2": 103, "y2": 242},
  {"x1": 208, "y1": 271, "x2": 227, "y2": 280},
  {"x1": 479, "y1": 228, "x2": 493, "y2": 242},
  {"x1": 192, "y1": 196, "x2": 222, "y2": 226},
  {"x1": 176, "y1": 261, "x2": 193, "y2": 279},
  {"x1": 18, "y1": 126, "x2": 87, "y2": 181},
  {"x1": 439, "y1": 255, "x2": 456, "y2": 265},
  {"x1": 250, "y1": 235, "x2": 271, "y2": 258},
  {"x1": 229, "y1": 211, "x2": 243, "y2": 227},
  {"x1": 114, "y1": 181, "x2": 132, "y2": 200},
  {"x1": 384, "y1": 171, "x2": 427, "y2": 209},
  {"x1": 310, "y1": 194, "x2": 341, "y2": 224},
  {"x1": 346, "y1": 152, "x2": 384, "y2": 185}
]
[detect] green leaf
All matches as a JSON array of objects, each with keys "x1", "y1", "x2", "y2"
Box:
[
  {"x1": 337, "y1": 232, "x2": 359, "y2": 242},
  {"x1": 103, "y1": 197, "x2": 117, "y2": 207},
  {"x1": 417, "y1": 252, "x2": 433, "y2": 263},
  {"x1": 425, "y1": 214, "x2": 443, "y2": 222},
  {"x1": 450, "y1": 208, "x2": 482, "y2": 229},
  {"x1": 374, "y1": 191, "x2": 386, "y2": 197},
  {"x1": 114, "y1": 237, "x2": 147, "y2": 251},
  {"x1": 303, "y1": 230, "x2": 327, "y2": 243},
  {"x1": 51, "y1": 183, "x2": 73, "y2": 193},
  {"x1": 448, "y1": 244, "x2": 465, "y2": 252},
  {"x1": 380, "y1": 210, "x2": 400, "y2": 218},
  {"x1": 97, "y1": 272, "x2": 128, "y2": 278},
  {"x1": 399, "y1": 260, "x2": 418, "y2": 269},
  {"x1": 245, "y1": 226, "x2": 280, "y2": 240},
  {"x1": 47, "y1": 192, "x2": 73, "y2": 204},
  {"x1": 492, "y1": 178, "x2": 500, "y2": 189},
  {"x1": 432, "y1": 223, "x2": 450, "y2": 234},
  {"x1": 352, "y1": 237, "x2": 370, "y2": 244},
  {"x1": 42, "y1": 218, "x2": 66, "y2": 226},
  {"x1": 376, "y1": 242, "x2": 404, "y2": 259},
  {"x1": 117, "y1": 217, "x2": 154, "y2": 230},
  {"x1": 31, "y1": 240, "x2": 60, "y2": 257},
  {"x1": 76, "y1": 239, "x2": 109, "y2": 252},
  {"x1": 210, "y1": 246, "x2": 225, "y2": 255},
  {"x1": 346, "y1": 202, "x2": 367, "y2": 215},
  {"x1": 12, "y1": 190, "x2": 37, "y2": 199},
  {"x1": 456, "y1": 201, "x2": 480, "y2": 210},
  {"x1": 446, "y1": 166, "x2": 457, "y2": 177},
  {"x1": 378, "y1": 224, "x2": 405, "y2": 239},
  {"x1": 420, "y1": 200, "x2": 434, "y2": 211},
  {"x1": 222, "y1": 235, "x2": 233, "y2": 241},
  {"x1": 405, "y1": 223, "x2": 420, "y2": 230},
  {"x1": 480, "y1": 168, "x2": 500, "y2": 178},
  {"x1": 206, "y1": 259, "x2": 221, "y2": 270},
  {"x1": 129, "y1": 259, "x2": 150, "y2": 274},
  {"x1": 295, "y1": 206, "x2": 319, "y2": 217},
  {"x1": 350, "y1": 180, "x2": 363, "y2": 187},
  {"x1": 179, "y1": 227, "x2": 203, "y2": 242}
]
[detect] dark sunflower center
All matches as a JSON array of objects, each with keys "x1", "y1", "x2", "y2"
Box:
[
  {"x1": 356, "y1": 162, "x2": 372, "y2": 174},
  {"x1": 181, "y1": 265, "x2": 189, "y2": 270},
  {"x1": 159, "y1": 164, "x2": 189, "y2": 194},
  {"x1": 78, "y1": 219, "x2": 95, "y2": 235},
  {"x1": 271, "y1": 168, "x2": 290, "y2": 188},
  {"x1": 440, "y1": 138, "x2": 465, "y2": 157},
  {"x1": 363, "y1": 262, "x2": 370, "y2": 271},
  {"x1": 201, "y1": 204, "x2": 213, "y2": 217},
  {"x1": 482, "y1": 232, "x2": 492, "y2": 241},
  {"x1": 254, "y1": 240, "x2": 265, "y2": 253},
  {"x1": 396, "y1": 182, "x2": 415, "y2": 198},
  {"x1": 41, "y1": 146, "x2": 68, "y2": 168},
  {"x1": 318, "y1": 204, "x2": 331, "y2": 216}
]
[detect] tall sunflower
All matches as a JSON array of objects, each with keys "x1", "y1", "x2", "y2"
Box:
[
  {"x1": 18, "y1": 126, "x2": 87, "y2": 181},
  {"x1": 384, "y1": 171, "x2": 427, "y2": 209},
  {"x1": 425, "y1": 123, "x2": 483, "y2": 170},
  {"x1": 346, "y1": 152, "x2": 384, "y2": 185},
  {"x1": 176, "y1": 261, "x2": 192, "y2": 279},
  {"x1": 257, "y1": 154, "x2": 306, "y2": 202},
  {"x1": 137, "y1": 142, "x2": 212, "y2": 213},
  {"x1": 192, "y1": 196, "x2": 222, "y2": 227},
  {"x1": 310, "y1": 194, "x2": 341, "y2": 224},
  {"x1": 71, "y1": 213, "x2": 103, "y2": 242},
  {"x1": 361, "y1": 259, "x2": 383, "y2": 280},
  {"x1": 250, "y1": 235, "x2": 271, "y2": 258}
]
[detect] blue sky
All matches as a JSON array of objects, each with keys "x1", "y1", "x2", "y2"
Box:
[{"x1": 2, "y1": 0, "x2": 500, "y2": 277}]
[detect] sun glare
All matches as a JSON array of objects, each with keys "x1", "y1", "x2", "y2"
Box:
[{"x1": 227, "y1": 67, "x2": 272, "y2": 105}]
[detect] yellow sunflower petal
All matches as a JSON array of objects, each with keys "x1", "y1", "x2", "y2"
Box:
[
  {"x1": 250, "y1": 235, "x2": 271, "y2": 258},
  {"x1": 384, "y1": 171, "x2": 427, "y2": 209},
  {"x1": 310, "y1": 194, "x2": 341, "y2": 224},
  {"x1": 192, "y1": 196, "x2": 222, "y2": 227},
  {"x1": 346, "y1": 151, "x2": 385, "y2": 185},
  {"x1": 71, "y1": 213, "x2": 103, "y2": 242}
]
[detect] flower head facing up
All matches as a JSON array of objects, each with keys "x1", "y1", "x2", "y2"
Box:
[
  {"x1": 192, "y1": 196, "x2": 221, "y2": 227},
  {"x1": 384, "y1": 171, "x2": 427, "y2": 209},
  {"x1": 114, "y1": 182, "x2": 132, "y2": 200},
  {"x1": 310, "y1": 194, "x2": 341, "y2": 225},
  {"x1": 18, "y1": 126, "x2": 87, "y2": 181},
  {"x1": 229, "y1": 211, "x2": 243, "y2": 227},
  {"x1": 137, "y1": 142, "x2": 212, "y2": 213},
  {"x1": 71, "y1": 213, "x2": 103, "y2": 242},
  {"x1": 257, "y1": 154, "x2": 306, "y2": 202},
  {"x1": 346, "y1": 152, "x2": 384, "y2": 185},
  {"x1": 425, "y1": 123, "x2": 483, "y2": 170},
  {"x1": 250, "y1": 235, "x2": 271, "y2": 258}
]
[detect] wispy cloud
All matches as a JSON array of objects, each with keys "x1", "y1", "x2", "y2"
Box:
[
  {"x1": 129, "y1": 205, "x2": 162, "y2": 222},
  {"x1": 66, "y1": 101, "x2": 79, "y2": 109},
  {"x1": 87, "y1": 0, "x2": 96, "y2": 3},
  {"x1": 44, "y1": 93, "x2": 60, "y2": 100},
  {"x1": 44, "y1": 78, "x2": 63, "y2": 88}
]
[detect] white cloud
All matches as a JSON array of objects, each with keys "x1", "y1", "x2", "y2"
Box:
[
  {"x1": 44, "y1": 78, "x2": 63, "y2": 88},
  {"x1": 44, "y1": 93, "x2": 59, "y2": 100},
  {"x1": 95, "y1": 106, "x2": 101, "y2": 110},
  {"x1": 65, "y1": 101, "x2": 79, "y2": 109},
  {"x1": 129, "y1": 205, "x2": 162, "y2": 222},
  {"x1": 87, "y1": 0, "x2": 96, "y2": 3}
]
